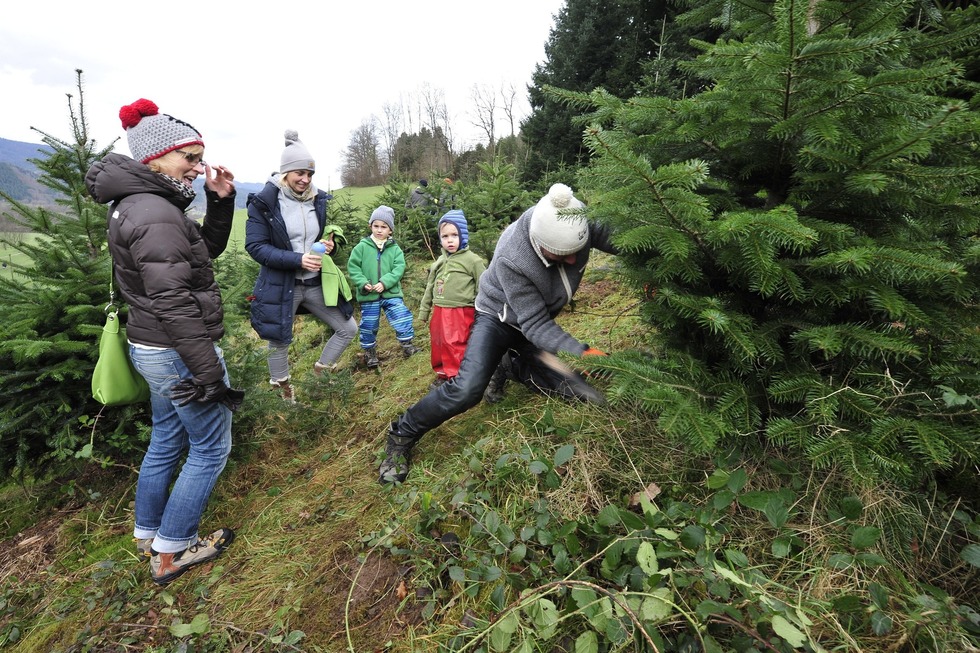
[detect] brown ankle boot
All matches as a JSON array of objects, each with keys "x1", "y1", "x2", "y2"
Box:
[{"x1": 270, "y1": 378, "x2": 296, "y2": 404}]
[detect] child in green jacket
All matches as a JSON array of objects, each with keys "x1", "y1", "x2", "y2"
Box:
[
  {"x1": 418, "y1": 210, "x2": 486, "y2": 388},
  {"x1": 347, "y1": 206, "x2": 419, "y2": 368}
]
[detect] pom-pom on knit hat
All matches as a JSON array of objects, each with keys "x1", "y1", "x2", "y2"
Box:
[
  {"x1": 369, "y1": 205, "x2": 395, "y2": 232},
  {"x1": 280, "y1": 130, "x2": 316, "y2": 174},
  {"x1": 118, "y1": 99, "x2": 204, "y2": 164},
  {"x1": 528, "y1": 183, "x2": 588, "y2": 256},
  {"x1": 438, "y1": 209, "x2": 469, "y2": 250}
]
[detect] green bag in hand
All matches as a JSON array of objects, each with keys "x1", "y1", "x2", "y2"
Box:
[{"x1": 92, "y1": 310, "x2": 150, "y2": 406}]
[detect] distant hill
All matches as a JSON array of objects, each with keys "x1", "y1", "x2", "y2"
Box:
[{"x1": 0, "y1": 137, "x2": 263, "y2": 216}]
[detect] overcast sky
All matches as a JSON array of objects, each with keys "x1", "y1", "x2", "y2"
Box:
[{"x1": 0, "y1": 1, "x2": 565, "y2": 188}]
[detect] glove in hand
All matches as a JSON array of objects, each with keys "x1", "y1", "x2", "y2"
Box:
[
  {"x1": 222, "y1": 388, "x2": 245, "y2": 412},
  {"x1": 582, "y1": 347, "x2": 607, "y2": 356},
  {"x1": 170, "y1": 380, "x2": 245, "y2": 412}
]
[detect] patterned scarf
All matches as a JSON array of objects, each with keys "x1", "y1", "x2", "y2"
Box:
[{"x1": 159, "y1": 173, "x2": 197, "y2": 201}]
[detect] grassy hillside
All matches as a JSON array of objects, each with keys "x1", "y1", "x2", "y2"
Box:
[{"x1": 1, "y1": 252, "x2": 977, "y2": 652}]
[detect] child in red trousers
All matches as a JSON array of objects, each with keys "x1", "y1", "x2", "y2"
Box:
[{"x1": 417, "y1": 210, "x2": 487, "y2": 389}]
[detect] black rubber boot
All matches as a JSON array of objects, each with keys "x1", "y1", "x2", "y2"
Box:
[
  {"x1": 379, "y1": 421, "x2": 415, "y2": 484},
  {"x1": 365, "y1": 347, "x2": 380, "y2": 368},
  {"x1": 400, "y1": 340, "x2": 421, "y2": 358},
  {"x1": 483, "y1": 354, "x2": 512, "y2": 404}
]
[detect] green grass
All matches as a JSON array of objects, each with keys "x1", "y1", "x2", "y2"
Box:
[{"x1": 1, "y1": 253, "x2": 977, "y2": 653}]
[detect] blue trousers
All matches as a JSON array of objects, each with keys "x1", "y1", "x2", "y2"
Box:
[{"x1": 357, "y1": 297, "x2": 415, "y2": 348}]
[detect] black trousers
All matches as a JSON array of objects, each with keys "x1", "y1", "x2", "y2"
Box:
[{"x1": 396, "y1": 312, "x2": 600, "y2": 444}]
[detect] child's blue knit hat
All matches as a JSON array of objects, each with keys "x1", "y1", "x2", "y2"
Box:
[{"x1": 438, "y1": 209, "x2": 469, "y2": 250}]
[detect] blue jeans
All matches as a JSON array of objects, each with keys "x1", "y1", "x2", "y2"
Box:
[{"x1": 129, "y1": 344, "x2": 233, "y2": 554}]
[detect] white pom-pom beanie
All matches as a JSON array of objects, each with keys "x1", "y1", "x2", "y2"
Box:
[
  {"x1": 280, "y1": 129, "x2": 316, "y2": 174},
  {"x1": 528, "y1": 183, "x2": 588, "y2": 256}
]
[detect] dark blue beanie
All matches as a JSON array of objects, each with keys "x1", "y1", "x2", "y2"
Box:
[{"x1": 438, "y1": 209, "x2": 469, "y2": 250}]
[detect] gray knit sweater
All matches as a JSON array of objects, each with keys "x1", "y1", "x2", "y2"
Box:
[{"x1": 474, "y1": 206, "x2": 616, "y2": 355}]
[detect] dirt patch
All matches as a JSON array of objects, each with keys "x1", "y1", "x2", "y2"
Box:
[
  {"x1": 313, "y1": 549, "x2": 424, "y2": 650},
  {"x1": 0, "y1": 513, "x2": 64, "y2": 584}
]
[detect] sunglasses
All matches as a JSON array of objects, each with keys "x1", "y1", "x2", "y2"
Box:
[{"x1": 174, "y1": 150, "x2": 206, "y2": 167}]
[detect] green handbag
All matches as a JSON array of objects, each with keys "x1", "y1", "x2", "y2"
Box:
[
  {"x1": 92, "y1": 308, "x2": 150, "y2": 406},
  {"x1": 91, "y1": 259, "x2": 150, "y2": 406}
]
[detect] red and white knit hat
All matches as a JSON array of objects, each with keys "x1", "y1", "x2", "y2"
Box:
[{"x1": 118, "y1": 99, "x2": 204, "y2": 164}]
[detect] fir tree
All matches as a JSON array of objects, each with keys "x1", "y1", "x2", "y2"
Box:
[
  {"x1": 0, "y1": 70, "x2": 147, "y2": 476},
  {"x1": 522, "y1": 0, "x2": 674, "y2": 184},
  {"x1": 574, "y1": 1, "x2": 980, "y2": 482}
]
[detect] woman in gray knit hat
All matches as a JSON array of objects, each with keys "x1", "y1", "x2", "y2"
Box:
[{"x1": 244, "y1": 130, "x2": 357, "y2": 402}]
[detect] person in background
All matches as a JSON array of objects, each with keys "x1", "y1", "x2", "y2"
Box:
[
  {"x1": 347, "y1": 206, "x2": 420, "y2": 368},
  {"x1": 85, "y1": 99, "x2": 241, "y2": 585},
  {"x1": 417, "y1": 210, "x2": 486, "y2": 390},
  {"x1": 379, "y1": 184, "x2": 617, "y2": 484},
  {"x1": 405, "y1": 178, "x2": 432, "y2": 211},
  {"x1": 244, "y1": 130, "x2": 357, "y2": 403}
]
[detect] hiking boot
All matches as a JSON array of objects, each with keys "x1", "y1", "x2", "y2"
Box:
[
  {"x1": 150, "y1": 527, "x2": 235, "y2": 586},
  {"x1": 379, "y1": 421, "x2": 415, "y2": 485},
  {"x1": 135, "y1": 537, "x2": 153, "y2": 561},
  {"x1": 270, "y1": 378, "x2": 296, "y2": 404},
  {"x1": 365, "y1": 347, "x2": 380, "y2": 368},
  {"x1": 400, "y1": 340, "x2": 421, "y2": 358},
  {"x1": 483, "y1": 354, "x2": 512, "y2": 404}
]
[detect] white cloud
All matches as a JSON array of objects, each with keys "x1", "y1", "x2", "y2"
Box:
[{"x1": 0, "y1": 1, "x2": 564, "y2": 188}]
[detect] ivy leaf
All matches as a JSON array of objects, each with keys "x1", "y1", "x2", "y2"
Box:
[
  {"x1": 489, "y1": 621, "x2": 513, "y2": 652},
  {"x1": 495, "y1": 612, "x2": 519, "y2": 634},
  {"x1": 871, "y1": 610, "x2": 893, "y2": 635},
  {"x1": 283, "y1": 631, "x2": 305, "y2": 645},
  {"x1": 840, "y1": 496, "x2": 863, "y2": 520},
  {"x1": 960, "y1": 543, "x2": 980, "y2": 568},
  {"x1": 707, "y1": 469, "x2": 729, "y2": 489},
  {"x1": 828, "y1": 553, "x2": 854, "y2": 569},
  {"x1": 869, "y1": 583, "x2": 889, "y2": 610},
  {"x1": 713, "y1": 563, "x2": 752, "y2": 588},
  {"x1": 764, "y1": 499, "x2": 789, "y2": 529},
  {"x1": 169, "y1": 613, "x2": 210, "y2": 638},
  {"x1": 770, "y1": 615, "x2": 806, "y2": 648},
  {"x1": 575, "y1": 630, "x2": 599, "y2": 653},
  {"x1": 727, "y1": 468, "x2": 748, "y2": 493},
  {"x1": 554, "y1": 444, "x2": 575, "y2": 467},
  {"x1": 572, "y1": 587, "x2": 598, "y2": 611},
  {"x1": 737, "y1": 490, "x2": 778, "y2": 511},
  {"x1": 771, "y1": 536, "x2": 792, "y2": 558},
  {"x1": 636, "y1": 541, "x2": 659, "y2": 574},
  {"x1": 679, "y1": 525, "x2": 705, "y2": 549},
  {"x1": 596, "y1": 505, "x2": 621, "y2": 527},
  {"x1": 713, "y1": 489, "x2": 736, "y2": 510},
  {"x1": 851, "y1": 526, "x2": 881, "y2": 550},
  {"x1": 640, "y1": 588, "x2": 674, "y2": 622}
]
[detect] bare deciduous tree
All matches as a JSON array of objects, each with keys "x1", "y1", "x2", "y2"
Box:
[
  {"x1": 470, "y1": 83, "x2": 497, "y2": 158},
  {"x1": 500, "y1": 82, "x2": 519, "y2": 137},
  {"x1": 340, "y1": 119, "x2": 384, "y2": 187}
]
